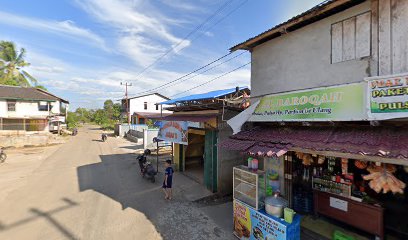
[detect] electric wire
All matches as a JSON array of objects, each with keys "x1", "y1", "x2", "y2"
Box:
[
  {"x1": 170, "y1": 61, "x2": 251, "y2": 98},
  {"x1": 132, "y1": 51, "x2": 234, "y2": 95},
  {"x1": 134, "y1": 51, "x2": 247, "y2": 96},
  {"x1": 132, "y1": 0, "x2": 234, "y2": 79}
]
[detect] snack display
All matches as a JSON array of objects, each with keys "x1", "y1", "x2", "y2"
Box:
[
  {"x1": 355, "y1": 160, "x2": 368, "y2": 169},
  {"x1": 363, "y1": 163, "x2": 406, "y2": 194},
  {"x1": 234, "y1": 217, "x2": 250, "y2": 238}
]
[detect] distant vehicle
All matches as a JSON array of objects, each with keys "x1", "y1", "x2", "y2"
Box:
[
  {"x1": 49, "y1": 119, "x2": 67, "y2": 133},
  {"x1": 101, "y1": 133, "x2": 107, "y2": 142},
  {"x1": 72, "y1": 128, "x2": 78, "y2": 136},
  {"x1": 137, "y1": 149, "x2": 156, "y2": 183},
  {"x1": 0, "y1": 148, "x2": 7, "y2": 163}
]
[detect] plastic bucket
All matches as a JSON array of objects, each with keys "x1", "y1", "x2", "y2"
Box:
[{"x1": 284, "y1": 208, "x2": 295, "y2": 223}]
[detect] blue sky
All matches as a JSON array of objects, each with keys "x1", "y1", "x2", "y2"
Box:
[{"x1": 0, "y1": 0, "x2": 323, "y2": 109}]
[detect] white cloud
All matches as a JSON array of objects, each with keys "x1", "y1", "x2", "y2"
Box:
[
  {"x1": 74, "y1": 0, "x2": 191, "y2": 66},
  {"x1": 0, "y1": 11, "x2": 108, "y2": 51}
]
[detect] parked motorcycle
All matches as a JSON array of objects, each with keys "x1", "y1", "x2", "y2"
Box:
[
  {"x1": 101, "y1": 133, "x2": 107, "y2": 142},
  {"x1": 72, "y1": 128, "x2": 78, "y2": 136},
  {"x1": 0, "y1": 148, "x2": 7, "y2": 163},
  {"x1": 137, "y1": 149, "x2": 156, "y2": 183}
]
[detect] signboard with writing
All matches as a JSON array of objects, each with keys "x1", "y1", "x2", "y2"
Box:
[
  {"x1": 250, "y1": 83, "x2": 366, "y2": 122},
  {"x1": 330, "y1": 197, "x2": 348, "y2": 212},
  {"x1": 233, "y1": 200, "x2": 300, "y2": 240},
  {"x1": 157, "y1": 121, "x2": 188, "y2": 145},
  {"x1": 366, "y1": 73, "x2": 408, "y2": 120}
]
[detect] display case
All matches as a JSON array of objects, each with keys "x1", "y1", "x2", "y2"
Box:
[
  {"x1": 312, "y1": 177, "x2": 351, "y2": 198},
  {"x1": 233, "y1": 166, "x2": 265, "y2": 210}
]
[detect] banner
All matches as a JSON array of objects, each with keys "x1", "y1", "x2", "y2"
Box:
[
  {"x1": 233, "y1": 200, "x2": 300, "y2": 240},
  {"x1": 157, "y1": 121, "x2": 188, "y2": 145},
  {"x1": 251, "y1": 83, "x2": 367, "y2": 121},
  {"x1": 366, "y1": 73, "x2": 408, "y2": 120}
]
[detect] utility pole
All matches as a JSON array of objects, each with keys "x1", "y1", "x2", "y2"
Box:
[{"x1": 121, "y1": 82, "x2": 132, "y2": 126}]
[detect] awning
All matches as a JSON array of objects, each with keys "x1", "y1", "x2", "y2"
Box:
[
  {"x1": 161, "y1": 114, "x2": 217, "y2": 122},
  {"x1": 219, "y1": 126, "x2": 408, "y2": 159},
  {"x1": 134, "y1": 112, "x2": 172, "y2": 118}
]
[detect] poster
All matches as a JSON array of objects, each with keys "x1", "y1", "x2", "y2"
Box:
[
  {"x1": 233, "y1": 200, "x2": 300, "y2": 240},
  {"x1": 250, "y1": 83, "x2": 366, "y2": 122},
  {"x1": 366, "y1": 73, "x2": 408, "y2": 120},
  {"x1": 157, "y1": 121, "x2": 188, "y2": 145}
]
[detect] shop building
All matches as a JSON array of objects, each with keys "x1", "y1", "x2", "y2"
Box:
[
  {"x1": 122, "y1": 93, "x2": 172, "y2": 124},
  {"x1": 222, "y1": 0, "x2": 408, "y2": 239},
  {"x1": 157, "y1": 87, "x2": 250, "y2": 193}
]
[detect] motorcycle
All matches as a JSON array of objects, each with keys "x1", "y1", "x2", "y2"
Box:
[
  {"x1": 72, "y1": 128, "x2": 78, "y2": 136},
  {"x1": 0, "y1": 148, "x2": 7, "y2": 163},
  {"x1": 101, "y1": 133, "x2": 107, "y2": 142},
  {"x1": 137, "y1": 149, "x2": 156, "y2": 183}
]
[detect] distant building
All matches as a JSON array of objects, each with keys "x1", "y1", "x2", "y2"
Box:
[
  {"x1": 122, "y1": 93, "x2": 172, "y2": 124},
  {"x1": 0, "y1": 85, "x2": 69, "y2": 133}
]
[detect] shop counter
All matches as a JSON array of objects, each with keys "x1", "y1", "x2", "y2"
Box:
[
  {"x1": 313, "y1": 190, "x2": 384, "y2": 239},
  {"x1": 234, "y1": 200, "x2": 300, "y2": 240}
]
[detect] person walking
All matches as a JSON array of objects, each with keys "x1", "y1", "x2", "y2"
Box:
[{"x1": 162, "y1": 160, "x2": 174, "y2": 200}]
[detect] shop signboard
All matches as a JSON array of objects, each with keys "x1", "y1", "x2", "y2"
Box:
[
  {"x1": 366, "y1": 73, "x2": 408, "y2": 120},
  {"x1": 157, "y1": 121, "x2": 188, "y2": 145},
  {"x1": 251, "y1": 83, "x2": 367, "y2": 122},
  {"x1": 233, "y1": 200, "x2": 300, "y2": 240}
]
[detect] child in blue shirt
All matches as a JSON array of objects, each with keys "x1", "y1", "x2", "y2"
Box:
[{"x1": 163, "y1": 159, "x2": 174, "y2": 200}]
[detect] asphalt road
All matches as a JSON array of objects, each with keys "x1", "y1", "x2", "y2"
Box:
[{"x1": 0, "y1": 126, "x2": 232, "y2": 240}]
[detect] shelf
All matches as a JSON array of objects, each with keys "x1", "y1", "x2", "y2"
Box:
[
  {"x1": 234, "y1": 189, "x2": 256, "y2": 198},
  {"x1": 235, "y1": 178, "x2": 256, "y2": 187}
]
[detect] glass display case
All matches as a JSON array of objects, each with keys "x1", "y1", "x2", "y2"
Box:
[
  {"x1": 312, "y1": 177, "x2": 351, "y2": 198},
  {"x1": 233, "y1": 165, "x2": 265, "y2": 210}
]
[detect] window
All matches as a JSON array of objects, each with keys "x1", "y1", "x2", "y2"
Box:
[
  {"x1": 144, "y1": 102, "x2": 147, "y2": 110},
  {"x1": 331, "y1": 11, "x2": 371, "y2": 63},
  {"x1": 156, "y1": 104, "x2": 159, "y2": 111},
  {"x1": 7, "y1": 100, "x2": 16, "y2": 112},
  {"x1": 38, "y1": 102, "x2": 49, "y2": 111}
]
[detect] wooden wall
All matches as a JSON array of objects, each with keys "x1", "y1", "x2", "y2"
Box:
[{"x1": 376, "y1": 0, "x2": 408, "y2": 75}]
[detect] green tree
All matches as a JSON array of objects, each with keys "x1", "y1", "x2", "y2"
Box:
[
  {"x1": 36, "y1": 85, "x2": 48, "y2": 91},
  {"x1": 0, "y1": 41, "x2": 37, "y2": 87}
]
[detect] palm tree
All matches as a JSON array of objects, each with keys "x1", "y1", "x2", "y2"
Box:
[{"x1": 0, "y1": 41, "x2": 37, "y2": 87}]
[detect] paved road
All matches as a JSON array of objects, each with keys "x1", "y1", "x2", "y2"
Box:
[{"x1": 0, "y1": 126, "x2": 232, "y2": 240}]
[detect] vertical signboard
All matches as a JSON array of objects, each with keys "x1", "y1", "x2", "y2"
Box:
[
  {"x1": 157, "y1": 121, "x2": 188, "y2": 145},
  {"x1": 366, "y1": 73, "x2": 408, "y2": 120}
]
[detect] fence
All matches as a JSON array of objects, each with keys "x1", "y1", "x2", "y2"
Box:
[
  {"x1": 114, "y1": 124, "x2": 148, "y2": 137},
  {"x1": 0, "y1": 118, "x2": 48, "y2": 131}
]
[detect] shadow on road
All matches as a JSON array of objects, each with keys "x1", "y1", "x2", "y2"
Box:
[
  {"x1": 120, "y1": 145, "x2": 143, "y2": 151},
  {"x1": 0, "y1": 198, "x2": 79, "y2": 240}
]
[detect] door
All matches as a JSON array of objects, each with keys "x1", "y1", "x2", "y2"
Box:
[{"x1": 204, "y1": 130, "x2": 218, "y2": 192}]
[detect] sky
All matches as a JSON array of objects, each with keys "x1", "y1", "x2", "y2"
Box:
[{"x1": 0, "y1": 0, "x2": 323, "y2": 110}]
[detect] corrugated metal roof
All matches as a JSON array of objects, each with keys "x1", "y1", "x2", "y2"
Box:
[
  {"x1": 159, "y1": 86, "x2": 249, "y2": 105},
  {"x1": 219, "y1": 126, "x2": 408, "y2": 159},
  {"x1": 230, "y1": 0, "x2": 365, "y2": 51},
  {"x1": 161, "y1": 114, "x2": 218, "y2": 122},
  {"x1": 0, "y1": 85, "x2": 68, "y2": 102}
]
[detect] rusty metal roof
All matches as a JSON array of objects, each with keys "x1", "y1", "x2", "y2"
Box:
[
  {"x1": 219, "y1": 126, "x2": 408, "y2": 159},
  {"x1": 0, "y1": 85, "x2": 69, "y2": 103},
  {"x1": 230, "y1": 0, "x2": 366, "y2": 51}
]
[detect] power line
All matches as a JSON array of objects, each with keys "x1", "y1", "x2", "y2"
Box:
[
  {"x1": 162, "y1": 51, "x2": 247, "y2": 90},
  {"x1": 134, "y1": 51, "x2": 247, "y2": 96},
  {"x1": 170, "y1": 62, "x2": 251, "y2": 98},
  {"x1": 132, "y1": 51, "x2": 234, "y2": 95},
  {"x1": 180, "y1": 0, "x2": 250, "y2": 50},
  {"x1": 132, "y1": 0, "x2": 235, "y2": 79}
]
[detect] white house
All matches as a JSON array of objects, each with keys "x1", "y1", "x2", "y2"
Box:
[
  {"x1": 0, "y1": 85, "x2": 69, "y2": 133},
  {"x1": 122, "y1": 93, "x2": 172, "y2": 124}
]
